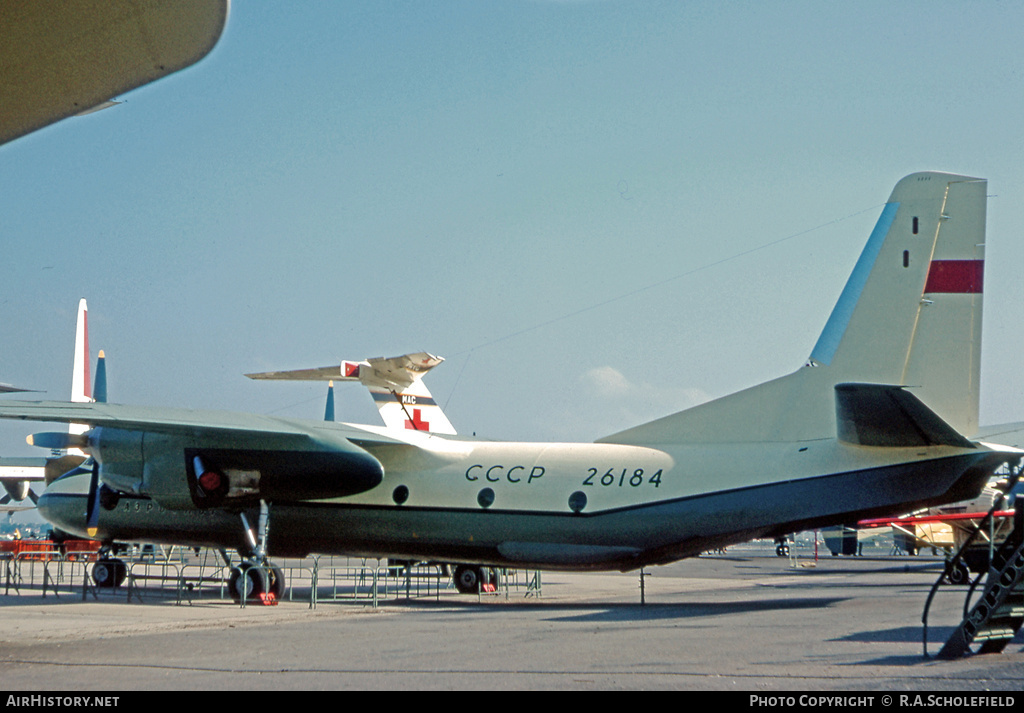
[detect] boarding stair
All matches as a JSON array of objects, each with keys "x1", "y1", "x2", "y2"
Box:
[{"x1": 922, "y1": 467, "x2": 1023, "y2": 658}]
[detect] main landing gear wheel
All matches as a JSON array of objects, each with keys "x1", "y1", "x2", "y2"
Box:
[
  {"x1": 269, "y1": 564, "x2": 285, "y2": 599},
  {"x1": 774, "y1": 538, "x2": 790, "y2": 557},
  {"x1": 453, "y1": 565, "x2": 500, "y2": 594},
  {"x1": 453, "y1": 565, "x2": 483, "y2": 594},
  {"x1": 228, "y1": 565, "x2": 266, "y2": 602},
  {"x1": 92, "y1": 558, "x2": 127, "y2": 588},
  {"x1": 227, "y1": 563, "x2": 285, "y2": 602}
]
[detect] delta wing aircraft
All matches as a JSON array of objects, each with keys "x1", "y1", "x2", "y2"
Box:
[
  {"x1": 246, "y1": 352, "x2": 457, "y2": 434},
  {"x1": 0, "y1": 172, "x2": 1017, "y2": 597}
]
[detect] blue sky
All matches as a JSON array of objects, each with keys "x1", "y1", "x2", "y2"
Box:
[{"x1": 3, "y1": 0, "x2": 1024, "y2": 473}]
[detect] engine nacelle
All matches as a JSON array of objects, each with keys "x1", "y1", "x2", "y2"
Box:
[
  {"x1": 2, "y1": 479, "x2": 30, "y2": 502},
  {"x1": 91, "y1": 427, "x2": 145, "y2": 496},
  {"x1": 91, "y1": 427, "x2": 384, "y2": 511},
  {"x1": 182, "y1": 446, "x2": 384, "y2": 509}
]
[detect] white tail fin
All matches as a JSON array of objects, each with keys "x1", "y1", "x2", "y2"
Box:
[
  {"x1": 71, "y1": 299, "x2": 90, "y2": 403},
  {"x1": 601, "y1": 172, "x2": 987, "y2": 445},
  {"x1": 367, "y1": 379, "x2": 456, "y2": 435},
  {"x1": 246, "y1": 352, "x2": 457, "y2": 435},
  {"x1": 68, "y1": 299, "x2": 92, "y2": 453}
]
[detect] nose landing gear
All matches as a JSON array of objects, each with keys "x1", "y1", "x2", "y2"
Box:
[
  {"x1": 227, "y1": 500, "x2": 285, "y2": 604},
  {"x1": 226, "y1": 562, "x2": 285, "y2": 603}
]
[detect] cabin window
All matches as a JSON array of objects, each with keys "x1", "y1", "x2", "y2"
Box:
[
  {"x1": 569, "y1": 491, "x2": 588, "y2": 513},
  {"x1": 912, "y1": 217, "x2": 919, "y2": 234},
  {"x1": 477, "y1": 488, "x2": 495, "y2": 508},
  {"x1": 903, "y1": 250, "x2": 910, "y2": 268}
]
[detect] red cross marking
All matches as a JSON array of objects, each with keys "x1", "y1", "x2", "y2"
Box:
[{"x1": 405, "y1": 408, "x2": 430, "y2": 431}]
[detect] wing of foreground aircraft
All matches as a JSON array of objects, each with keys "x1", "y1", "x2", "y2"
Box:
[
  {"x1": 0, "y1": 172, "x2": 1017, "y2": 600},
  {"x1": 1, "y1": 1, "x2": 228, "y2": 146},
  {"x1": 247, "y1": 352, "x2": 458, "y2": 434}
]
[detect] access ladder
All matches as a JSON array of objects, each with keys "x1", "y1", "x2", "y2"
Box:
[{"x1": 931, "y1": 488, "x2": 1023, "y2": 658}]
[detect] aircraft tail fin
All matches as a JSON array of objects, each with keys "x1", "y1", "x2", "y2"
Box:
[
  {"x1": 600, "y1": 172, "x2": 987, "y2": 446},
  {"x1": 247, "y1": 352, "x2": 457, "y2": 434},
  {"x1": 324, "y1": 381, "x2": 335, "y2": 422},
  {"x1": 366, "y1": 380, "x2": 456, "y2": 435},
  {"x1": 67, "y1": 299, "x2": 92, "y2": 454},
  {"x1": 93, "y1": 350, "x2": 107, "y2": 404},
  {"x1": 71, "y1": 299, "x2": 91, "y2": 404}
]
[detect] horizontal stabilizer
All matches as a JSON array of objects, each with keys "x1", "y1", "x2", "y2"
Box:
[{"x1": 835, "y1": 384, "x2": 974, "y2": 448}]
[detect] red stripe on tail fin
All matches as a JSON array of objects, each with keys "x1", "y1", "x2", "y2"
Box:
[{"x1": 924, "y1": 260, "x2": 983, "y2": 294}]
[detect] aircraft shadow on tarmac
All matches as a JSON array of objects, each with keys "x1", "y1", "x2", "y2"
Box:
[
  {"x1": 540, "y1": 597, "x2": 851, "y2": 623},
  {"x1": 832, "y1": 624, "x2": 954, "y2": 644},
  {"x1": 835, "y1": 625, "x2": 1024, "y2": 654},
  {"x1": 831, "y1": 625, "x2": 1022, "y2": 666},
  {"x1": 400, "y1": 596, "x2": 849, "y2": 622}
]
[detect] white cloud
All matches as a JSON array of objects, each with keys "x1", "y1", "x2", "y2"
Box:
[
  {"x1": 539, "y1": 365, "x2": 712, "y2": 440},
  {"x1": 582, "y1": 365, "x2": 632, "y2": 397}
]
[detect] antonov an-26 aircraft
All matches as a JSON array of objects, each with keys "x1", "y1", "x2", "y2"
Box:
[{"x1": 0, "y1": 171, "x2": 1016, "y2": 598}]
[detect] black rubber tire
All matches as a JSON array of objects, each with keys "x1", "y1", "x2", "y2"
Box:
[
  {"x1": 228, "y1": 565, "x2": 268, "y2": 602},
  {"x1": 453, "y1": 565, "x2": 482, "y2": 594},
  {"x1": 92, "y1": 558, "x2": 127, "y2": 588}
]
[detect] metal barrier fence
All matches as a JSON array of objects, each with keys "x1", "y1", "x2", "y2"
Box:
[
  {"x1": 3, "y1": 548, "x2": 543, "y2": 608},
  {"x1": 2, "y1": 550, "x2": 96, "y2": 598}
]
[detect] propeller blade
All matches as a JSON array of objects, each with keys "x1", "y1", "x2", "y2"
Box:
[
  {"x1": 27, "y1": 432, "x2": 89, "y2": 450},
  {"x1": 85, "y1": 458, "x2": 100, "y2": 538}
]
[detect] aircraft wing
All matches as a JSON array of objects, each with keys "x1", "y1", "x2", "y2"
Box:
[
  {"x1": 1, "y1": 457, "x2": 46, "y2": 511},
  {"x1": 858, "y1": 510, "x2": 1015, "y2": 528},
  {"x1": 247, "y1": 352, "x2": 444, "y2": 390},
  {"x1": 0, "y1": 400, "x2": 405, "y2": 509},
  {"x1": 0, "y1": 504, "x2": 36, "y2": 513},
  {"x1": 0, "y1": 383, "x2": 39, "y2": 394},
  {"x1": 0, "y1": 458, "x2": 47, "y2": 482},
  {"x1": 364, "y1": 353, "x2": 445, "y2": 389},
  {"x1": 974, "y1": 421, "x2": 1024, "y2": 450},
  {"x1": 1, "y1": 0, "x2": 229, "y2": 146},
  {"x1": 0, "y1": 400, "x2": 406, "y2": 446},
  {"x1": 246, "y1": 366, "x2": 348, "y2": 382}
]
